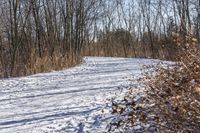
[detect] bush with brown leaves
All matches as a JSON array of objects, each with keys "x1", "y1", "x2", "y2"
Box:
[{"x1": 107, "y1": 34, "x2": 200, "y2": 132}]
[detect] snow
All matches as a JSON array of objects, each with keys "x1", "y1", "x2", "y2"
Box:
[{"x1": 0, "y1": 57, "x2": 164, "y2": 133}]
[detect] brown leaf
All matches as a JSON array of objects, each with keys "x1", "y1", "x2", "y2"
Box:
[{"x1": 195, "y1": 87, "x2": 200, "y2": 94}]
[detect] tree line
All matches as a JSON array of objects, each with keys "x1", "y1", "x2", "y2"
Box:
[{"x1": 0, "y1": 0, "x2": 199, "y2": 77}]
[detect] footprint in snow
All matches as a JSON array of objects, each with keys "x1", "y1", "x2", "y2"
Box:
[{"x1": 77, "y1": 122, "x2": 84, "y2": 133}]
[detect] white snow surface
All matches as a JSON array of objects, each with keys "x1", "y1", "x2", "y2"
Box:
[{"x1": 0, "y1": 57, "x2": 164, "y2": 133}]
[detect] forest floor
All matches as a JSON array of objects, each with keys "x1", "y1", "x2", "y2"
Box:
[{"x1": 0, "y1": 57, "x2": 165, "y2": 133}]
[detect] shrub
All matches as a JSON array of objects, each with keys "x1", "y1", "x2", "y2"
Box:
[{"x1": 107, "y1": 33, "x2": 200, "y2": 132}]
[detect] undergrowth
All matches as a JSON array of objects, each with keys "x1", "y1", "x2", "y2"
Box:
[{"x1": 107, "y1": 33, "x2": 200, "y2": 132}]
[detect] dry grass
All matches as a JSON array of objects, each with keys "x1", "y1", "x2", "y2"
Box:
[
  {"x1": 26, "y1": 51, "x2": 80, "y2": 75},
  {"x1": 0, "y1": 50, "x2": 81, "y2": 78},
  {"x1": 0, "y1": 62, "x2": 3, "y2": 77},
  {"x1": 81, "y1": 41, "x2": 176, "y2": 60}
]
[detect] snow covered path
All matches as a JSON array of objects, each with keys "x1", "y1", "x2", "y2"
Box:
[{"x1": 0, "y1": 57, "x2": 161, "y2": 133}]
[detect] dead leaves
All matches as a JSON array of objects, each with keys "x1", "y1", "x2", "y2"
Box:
[
  {"x1": 195, "y1": 87, "x2": 200, "y2": 94},
  {"x1": 108, "y1": 41, "x2": 200, "y2": 132}
]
